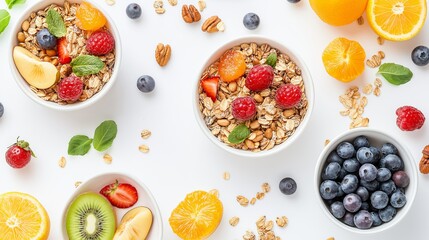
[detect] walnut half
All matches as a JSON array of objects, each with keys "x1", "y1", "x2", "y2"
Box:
[{"x1": 155, "y1": 43, "x2": 171, "y2": 67}]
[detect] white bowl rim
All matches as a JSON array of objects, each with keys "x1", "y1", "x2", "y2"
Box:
[
  {"x1": 59, "y1": 171, "x2": 163, "y2": 239},
  {"x1": 193, "y1": 35, "x2": 315, "y2": 158},
  {"x1": 314, "y1": 127, "x2": 418, "y2": 234},
  {"x1": 8, "y1": 0, "x2": 122, "y2": 111}
]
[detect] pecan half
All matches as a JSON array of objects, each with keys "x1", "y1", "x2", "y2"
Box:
[
  {"x1": 420, "y1": 157, "x2": 429, "y2": 174},
  {"x1": 202, "y1": 16, "x2": 221, "y2": 33},
  {"x1": 182, "y1": 4, "x2": 201, "y2": 23},
  {"x1": 155, "y1": 43, "x2": 171, "y2": 67}
]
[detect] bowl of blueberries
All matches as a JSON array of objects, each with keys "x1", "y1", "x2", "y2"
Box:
[{"x1": 314, "y1": 128, "x2": 417, "y2": 233}]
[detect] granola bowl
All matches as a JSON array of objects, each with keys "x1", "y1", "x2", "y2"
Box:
[
  {"x1": 314, "y1": 128, "x2": 417, "y2": 234},
  {"x1": 9, "y1": 0, "x2": 121, "y2": 111},
  {"x1": 194, "y1": 36, "x2": 314, "y2": 157},
  {"x1": 60, "y1": 172, "x2": 163, "y2": 239}
]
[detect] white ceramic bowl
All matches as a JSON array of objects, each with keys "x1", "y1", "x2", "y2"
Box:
[
  {"x1": 193, "y1": 36, "x2": 314, "y2": 158},
  {"x1": 60, "y1": 172, "x2": 163, "y2": 239},
  {"x1": 314, "y1": 128, "x2": 418, "y2": 234},
  {"x1": 9, "y1": 0, "x2": 121, "y2": 111}
]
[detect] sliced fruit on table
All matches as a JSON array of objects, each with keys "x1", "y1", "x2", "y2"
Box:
[
  {"x1": 322, "y1": 37, "x2": 366, "y2": 82},
  {"x1": 169, "y1": 190, "x2": 223, "y2": 240},
  {"x1": 100, "y1": 180, "x2": 139, "y2": 208},
  {"x1": 66, "y1": 192, "x2": 116, "y2": 240},
  {"x1": 218, "y1": 50, "x2": 246, "y2": 82},
  {"x1": 114, "y1": 206, "x2": 153, "y2": 240},
  {"x1": 13, "y1": 46, "x2": 59, "y2": 89},
  {"x1": 76, "y1": 1, "x2": 107, "y2": 31},
  {"x1": 0, "y1": 192, "x2": 50, "y2": 240},
  {"x1": 367, "y1": 0, "x2": 427, "y2": 41},
  {"x1": 309, "y1": 0, "x2": 368, "y2": 26},
  {"x1": 201, "y1": 76, "x2": 219, "y2": 102}
]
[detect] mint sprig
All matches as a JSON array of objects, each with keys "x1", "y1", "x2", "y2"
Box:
[
  {"x1": 0, "y1": 10, "x2": 10, "y2": 35},
  {"x1": 266, "y1": 53, "x2": 277, "y2": 68},
  {"x1": 5, "y1": 0, "x2": 26, "y2": 9},
  {"x1": 71, "y1": 55, "x2": 105, "y2": 77},
  {"x1": 378, "y1": 63, "x2": 413, "y2": 86},
  {"x1": 46, "y1": 9, "x2": 66, "y2": 37},
  {"x1": 228, "y1": 124, "x2": 250, "y2": 144},
  {"x1": 68, "y1": 135, "x2": 93, "y2": 156}
]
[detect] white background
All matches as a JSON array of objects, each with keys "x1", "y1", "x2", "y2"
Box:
[{"x1": 1, "y1": 0, "x2": 429, "y2": 239}]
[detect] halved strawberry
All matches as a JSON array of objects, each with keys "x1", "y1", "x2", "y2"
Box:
[
  {"x1": 201, "y1": 76, "x2": 219, "y2": 102},
  {"x1": 100, "y1": 180, "x2": 138, "y2": 208},
  {"x1": 57, "y1": 37, "x2": 71, "y2": 64}
]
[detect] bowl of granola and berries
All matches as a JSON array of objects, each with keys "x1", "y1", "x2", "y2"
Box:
[
  {"x1": 195, "y1": 36, "x2": 314, "y2": 157},
  {"x1": 9, "y1": 0, "x2": 121, "y2": 111}
]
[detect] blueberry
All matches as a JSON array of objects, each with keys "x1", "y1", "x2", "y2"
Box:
[
  {"x1": 327, "y1": 151, "x2": 343, "y2": 165},
  {"x1": 338, "y1": 168, "x2": 348, "y2": 180},
  {"x1": 126, "y1": 3, "x2": 142, "y2": 19},
  {"x1": 392, "y1": 171, "x2": 410, "y2": 188},
  {"x1": 340, "y1": 174, "x2": 359, "y2": 194},
  {"x1": 137, "y1": 75, "x2": 155, "y2": 93},
  {"x1": 359, "y1": 163, "x2": 377, "y2": 182},
  {"x1": 36, "y1": 29, "x2": 57, "y2": 49},
  {"x1": 357, "y1": 147, "x2": 375, "y2": 164},
  {"x1": 287, "y1": 0, "x2": 301, "y2": 3},
  {"x1": 343, "y1": 193, "x2": 362, "y2": 213},
  {"x1": 319, "y1": 180, "x2": 339, "y2": 200},
  {"x1": 390, "y1": 191, "x2": 407, "y2": 208},
  {"x1": 336, "y1": 142, "x2": 355, "y2": 159},
  {"x1": 411, "y1": 45, "x2": 429, "y2": 66},
  {"x1": 330, "y1": 201, "x2": 346, "y2": 219},
  {"x1": 323, "y1": 162, "x2": 341, "y2": 180},
  {"x1": 343, "y1": 158, "x2": 360, "y2": 173},
  {"x1": 360, "y1": 202, "x2": 370, "y2": 210},
  {"x1": 360, "y1": 180, "x2": 379, "y2": 192},
  {"x1": 371, "y1": 212, "x2": 383, "y2": 226},
  {"x1": 354, "y1": 210, "x2": 373, "y2": 229},
  {"x1": 243, "y1": 13, "x2": 260, "y2": 30},
  {"x1": 356, "y1": 186, "x2": 369, "y2": 202},
  {"x1": 380, "y1": 180, "x2": 397, "y2": 195},
  {"x1": 369, "y1": 147, "x2": 381, "y2": 163},
  {"x1": 380, "y1": 154, "x2": 403, "y2": 171},
  {"x1": 343, "y1": 212, "x2": 355, "y2": 227},
  {"x1": 370, "y1": 191, "x2": 389, "y2": 209},
  {"x1": 376, "y1": 168, "x2": 392, "y2": 182},
  {"x1": 381, "y1": 143, "x2": 398, "y2": 156},
  {"x1": 279, "y1": 177, "x2": 297, "y2": 195},
  {"x1": 379, "y1": 205, "x2": 397, "y2": 222},
  {"x1": 0, "y1": 102, "x2": 3, "y2": 118},
  {"x1": 337, "y1": 185, "x2": 345, "y2": 197},
  {"x1": 353, "y1": 135, "x2": 370, "y2": 149}
]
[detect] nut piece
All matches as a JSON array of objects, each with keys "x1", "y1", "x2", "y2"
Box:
[
  {"x1": 243, "y1": 231, "x2": 256, "y2": 240},
  {"x1": 202, "y1": 16, "x2": 222, "y2": 33},
  {"x1": 168, "y1": 0, "x2": 177, "y2": 6},
  {"x1": 198, "y1": 0, "x2": 206, "y2": 11},
  {"x1": 229, "y1": 216, "x2": 240, "y2": 226},
  {"x1": 154, "y1": 0, "x2": 165, "y2": 14},
  {"x1": 420, "y1": 145, "x2": 429, "y2": 174},
  {"x1": 182, "y1": 4, "x2": 201, "y2": 23},
  {"x1": 155, "y1": 43, "x2": 171, "y2": 67},
  {"x1": 237, "y1": 195, "x2": 249, "y2": 206},
  {"x1": 276, "y1": 216, "x2": 288, "y2": 227}
]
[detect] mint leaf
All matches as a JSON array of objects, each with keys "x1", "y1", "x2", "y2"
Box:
[
  {"x1": 68, "y1": 135, "x2": 93, "y2": 155},
  {"x1": 5, "y1": 0, "x2": 26, "y2": 9},
  {"x1": 228, "y1": 124, "x2": 250, "y2": 144},
  {"x1": 0, "y1": 10, "x2": 10, "y2": 35},
  {"x1": 93, "y1": 120, "x2": 117, "y2": 152},
  {"x1": 46, "y1": 9, "x2": 66, "y2": 37},
  {"x1": 71, "y1": 55, "x2": 105, "y2": 77},
  {"x1": 266, "y1": 53, "x2": 277, "y2": 68},
  {"x1": 378, "y1": 63, "x2": 413, "y2": 86}
]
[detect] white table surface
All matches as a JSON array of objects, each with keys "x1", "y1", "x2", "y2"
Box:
[{"x1": 1, "y1": 0, "x2": 428, "y2": 239}]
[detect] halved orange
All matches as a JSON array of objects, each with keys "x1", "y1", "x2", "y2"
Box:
[
  {"x1": 367, "y1": 0, "x2": 427, "y2": 41},
  {"x1": 0, "y1": 192, "x2": 50, "y2": 240},
  {"x1": 169, "y1": 190, "x2": 223, "y2": 240},
  {"x1": 322, "y1": 37, "x2": 366, "y2": 82}
]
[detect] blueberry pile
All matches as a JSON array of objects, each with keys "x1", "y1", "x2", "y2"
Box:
[{"x1": 319, "y1": 135, "x2": 410, "y2": 229}]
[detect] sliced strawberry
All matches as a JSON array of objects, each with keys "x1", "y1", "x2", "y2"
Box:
[
  {"x1": 57, "y1": 37, "x2": 71, "y2": 64},
  {"x1": 100, "y1": 180, "x2": 138, "y2": 208},
  {"x1": 201, "y1": 76, "x2": 219, "y2": 102}
]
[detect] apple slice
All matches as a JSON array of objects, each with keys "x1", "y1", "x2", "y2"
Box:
[
  {"x1": 113, "y1": 206, "x2": 153, "y2": 240},
  {"x1": 13, "y1": 46, "x2": 59, "y2": 89}
]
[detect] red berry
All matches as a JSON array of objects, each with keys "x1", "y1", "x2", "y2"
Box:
[
  {"x1": 275, "y1": 84, "x2": 302, "y2": 109},
  {"x1": 100, "y1": 180, "x2": 139, "y2": 208},
  {"x1": 5, "y1": 139, "x2": 34, "y2": 168},
  {"x1": 396, "y1": 106, "x2": 425, "y2": 131},
  {"x1": 231, "y1": 97, "x2": 256, "y2": 121},
  {"x1": 245, "y1": 65, "x2": 274, "y2": 91},
  {"x1": 86, "y1": 30, "x2": 115, "y2": 56},
  {"x1": 57, "y1": 37, "x2": 71, "y2": 64},
  {"x1": 57, "y1": 76, "x2": 84, "y2": 102},
  {"x1": 201, "y1": 76, "x2": 219, "y2": 102}
]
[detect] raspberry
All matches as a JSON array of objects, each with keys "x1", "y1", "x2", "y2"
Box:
[
  {"x1": 86, "y1": 30, "x2": 115, "y2": 56},
  {"x1": 231, "y1": 97, "x2": 256, "y2": 121},
  {"x1": 245, "y1": 65, "x2": 274, "y2": 91},
  {"x1": 275, "y1": 84, "x2": 302, "y2": 109},
  {"x1": 57, "y1": 76, "x2": 84, "y2": 102},
  {"x1": 396, "y1": 106, "x2": 425, "y2": 131}
]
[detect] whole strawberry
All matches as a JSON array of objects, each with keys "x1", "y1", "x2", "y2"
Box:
[
  {"x1": 231, "y1": 96, "x2": 256, "y2": 121},
  {"x1": 245, "y1": 65, "x2": 274, "y2": 91},
  {"x1": 396, "y1": 106, "x2": 425, "y2": 131},
  {"x1": 86, "y1": 30, "x2": 115, "y2": 56},
  {"x1": 57, "y1": 76, "x2": 83, "y2": 102},
  {"x1": 5, "y1": 138, "x2": 35, "y2": 168},
  {"x1": 275, "y1": 84, "x2": 302, "y2": 109}
]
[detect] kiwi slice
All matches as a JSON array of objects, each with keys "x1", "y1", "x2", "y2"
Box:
[{"x1": 66, "y1": 192, "x2": 116, "y2": 240}]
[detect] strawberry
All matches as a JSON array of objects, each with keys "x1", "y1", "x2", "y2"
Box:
[
  {"x1": 201, "y1": 76, "x2": 219, "y2": 102},
  {"x1": 57, "y1": 37, "x2": 71, "y2": 64},
  {"x1": 100, "y1": 180, "x2": 138, "y2": 208},
  {"x1": 5, "y1": 138, "x2": 36, "y2": 169}
]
